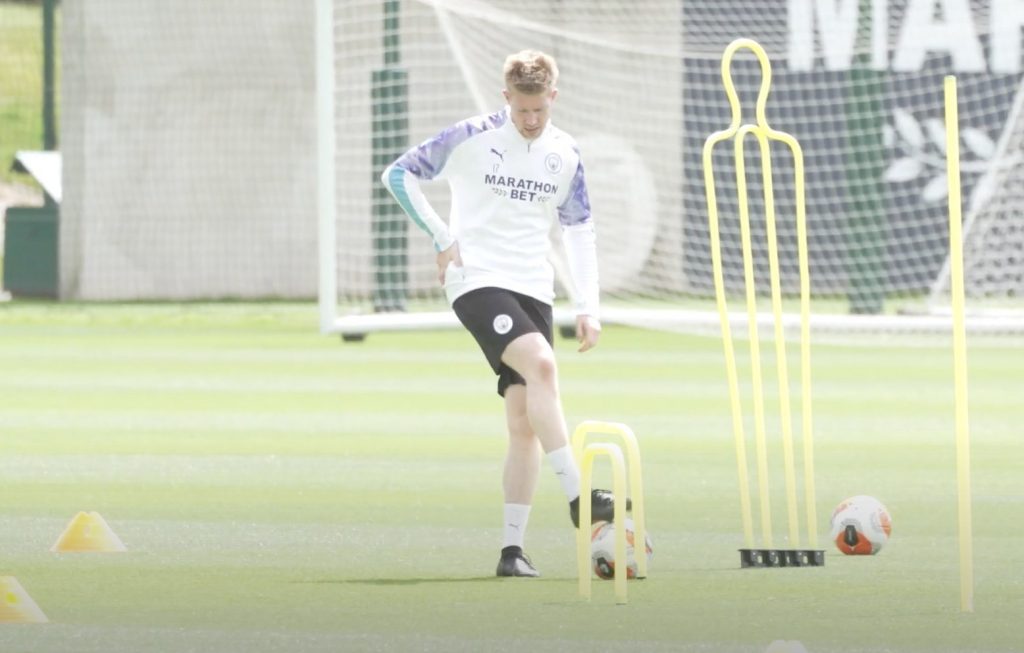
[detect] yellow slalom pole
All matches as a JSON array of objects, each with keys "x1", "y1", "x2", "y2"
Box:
[{"x1": 944, "y1": 75, "x2": 974, "y2": 614}]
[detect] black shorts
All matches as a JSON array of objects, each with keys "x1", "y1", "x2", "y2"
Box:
[{"x1": 452, "y1": 287, "x2": 554, "y2": 397}]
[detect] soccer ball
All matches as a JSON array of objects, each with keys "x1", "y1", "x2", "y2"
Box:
[
  {"x1": 829, "y1": 495, "x2": 892, "y2": 555},
  {"x1": 590, "y1": 518, "x2": 653, "y2": 579}
]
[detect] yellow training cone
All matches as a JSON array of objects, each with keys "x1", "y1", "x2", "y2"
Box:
[
  {"x1": 0, "y1": 577, "x2": 48, "y2": 623},
  {"x1": 51, "y1": 512, "x2": 126, "y2": 553}
]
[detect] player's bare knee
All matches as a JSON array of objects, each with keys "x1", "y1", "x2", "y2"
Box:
[
  {"x1": 502, "y1": 333, "x2": 557, "y2": 384},
  {"x1": 513, "y1": 349, "x2": 556, "y2": 386},
  {"x1": 530, "y1": 353, "x2": 558, "y2": 385}
]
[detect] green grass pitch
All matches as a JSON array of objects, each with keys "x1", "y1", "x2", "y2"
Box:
[{"x1": 1, "y1": 303, "x2": 1021, "y2": 652}]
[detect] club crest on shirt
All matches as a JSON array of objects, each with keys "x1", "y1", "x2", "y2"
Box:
[
  {"x1": 544, "y1": 152, "x2": 562, "y2": 174},
  {"x1": 493, "y1": 314, "x2": 513, "y2": 335}
]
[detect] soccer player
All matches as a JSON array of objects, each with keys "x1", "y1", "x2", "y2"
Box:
[{"x1": 381, "y1": 50, "x2": 626, "y2": 577}]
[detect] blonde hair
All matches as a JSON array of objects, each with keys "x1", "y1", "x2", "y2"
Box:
[{"x1": 503, "y1": 50, "x2": 558, "y2": 95}]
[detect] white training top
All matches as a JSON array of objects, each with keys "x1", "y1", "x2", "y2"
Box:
[{"x1": 381, "y1": 107, "x2": 599, "y2": 318}]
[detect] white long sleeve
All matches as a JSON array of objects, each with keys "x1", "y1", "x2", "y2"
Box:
[
  {"x1": 562, "y1": 222, "x2": 600, "y2": 319},
  {"x1": 380, "y1": 164, "x2": 454, "y2": 252}
]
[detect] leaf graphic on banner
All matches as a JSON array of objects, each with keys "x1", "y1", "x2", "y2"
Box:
[
  {"x1": 885, "y1": 157, "x2": 923, "y2": 182},
  {"x1": 893, "y1": 109, "x2": 924, "y2": 149},
  {"x1": 962, "y1": 128, "x2": 995, "y2": 159},
  {"x1": 969, "y1": 173, "x2": 995, "y2": 212},
  {"x1": 925, "y1": 118, "x2": 947, "y2": 155},
  {"x1": 883, "y1": 124, "x2": 895, "y2": 149},
  {"x1": 922, "y1": 173, "x2": 949, "y2": 202}
]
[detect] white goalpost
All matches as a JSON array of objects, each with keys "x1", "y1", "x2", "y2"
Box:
[
  {"x1": 320, "y1": 0, "x2": 680, "y2": 339},
  {"x1": 320, "y1": 0, "x2": 1024, "y2": 341}
]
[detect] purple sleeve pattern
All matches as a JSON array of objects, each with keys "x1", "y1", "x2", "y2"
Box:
[
  {"x1": 395, "y1": 110, "x2": 506, "y2": 180},
  {"x1": 558, "y1": 152, "x2": 592, "y2": 227}
]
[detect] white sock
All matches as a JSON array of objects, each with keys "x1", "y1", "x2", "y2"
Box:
[
  {"x1": 546, "y1": 445, "x2": 581, "y2": 501},
  {"x1": 503, "y1": 503, "x2": 531, "y2": 549}
]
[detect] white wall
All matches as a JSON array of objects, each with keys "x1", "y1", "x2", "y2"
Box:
[{"x1": 61, "y1": 0, "x2": 316, "y2": 299}]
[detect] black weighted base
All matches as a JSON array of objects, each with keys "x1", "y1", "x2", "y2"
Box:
[{"x1": 739, "y1": 548, "x2": 825, "y2": 568}]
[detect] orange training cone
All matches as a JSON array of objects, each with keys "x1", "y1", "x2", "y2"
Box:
[
  {"x1": 51, "y1": 512, "x2": 127, "y2": 553},
  {"x1": 0, "y1": 577, "x2": 48, "y2": 623}
]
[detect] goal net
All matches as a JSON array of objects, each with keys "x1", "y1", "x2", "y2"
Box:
[{"x1": 321, "y1": 0, "x2": 1024, "y2": 340}]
